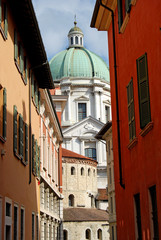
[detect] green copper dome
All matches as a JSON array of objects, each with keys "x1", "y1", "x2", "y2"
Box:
[{"x1": 49, "y1": 47, "x2": 109, "y2": 82}]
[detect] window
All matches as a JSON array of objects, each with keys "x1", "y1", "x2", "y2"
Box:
[
  {"x1": 14, "y1": 30, "x2": 28, "y2": 85},
  {"x1": 69, "y1": 195, "x2": 74, "y2": 207},
  {"x1": 81, "y1": 167, "x2": 84, "y2": 176},
  {"x1": 85, "y1": 229, "x2": 91, "y2": 240},
  {"x1": 20, "y1": 208, "x2": 25, "y2": 240},
  {"x1": 137, "y1": 53, "x2": 151, "y2": 129},
  {"x1": 134, "y1": 193, "x2": 142, "y2": 240},
  {"x1": 0, "y1": 1, "x2": 8, "y2": 39},
  {"x1": 63, "y1": 230, "x2": 68, "y2": 240},
  {"x1": 13, "y1": 105, "x2": 28, "y2": 164},
  {"x1": 111, "y1": 226, "x2": 114, "y2": 240},
  {"x1": 75, "y1": 36, "x2": 78, "y2": 44},
  {"x1": 105, "y1": 105, "x2": 110, "y2": 122},
  {"x1": 31, "y1": 73, "x2": 40, "y2": 112},
  {"x1": 71, "y1": 37, "x2": 73, "y2": 45},
  {"x1": 117, "y1": 0, "x2": 131, "y2": 32},
  {"x1": 149, "y1": 185, "x2": 159, "y2": 239},
  {"x1": 44, "y1": 223, "x2": 46, "y2": 240},
  {"x1": 0, "y1": 198, "x2": 2, "y2": 240},
  {"x1": 110, "y1": 196, "x2": 113, "y2": 214},
  {"x1": 5, "y1": 198, "x2": 12, "y2": 240},
  {"x1": 78, "y1": 103, "x2": 86, "y2": 121},
  {"x1": 85, "y1": 148, "x2": 96, "y2": 161},
  {"x1": 109, "y1": 168, "x2": 112, "y2": 184},
  {"x1": 127, "y1": 78, "x2": 136, "y2": 140},
  {"x1": 32, "y1": 213, "x2": 35, "y2": 240},
  {"x1": 14, "y1": 205, "x2": 18, "y2": 240},
  {"x1": 0, "y1": 86, "x2": 7, "y2": 142},
  {"x1": 36, "y1": 215, "x2": 39, "y2": 240},
  {"x1": 80, "y1": 37, "x2": 82, "y2": 45},
  {"x1": 88, "y1": 168, "x2": 91, "y2": 177},
  {"x1": 32, "y1": 134, "x2": 40, "y2": 178},
  {"x1": 108, "y1": 140, "x2": 111, "y2": 156},
  {"x1": 97, "y1": 229, "x2": 102, "y2": 240},
  {"x1": 71, "y1": 167, "x2": 75, "y2": 175}
]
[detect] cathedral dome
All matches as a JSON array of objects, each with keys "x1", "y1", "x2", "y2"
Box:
[{"x1": 49, "y1": 22, "x2": 109, "y2": 82}]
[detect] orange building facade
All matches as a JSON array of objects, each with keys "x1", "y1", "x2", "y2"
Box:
[
  {"x1": 91, "y1": 0, "x2": 161, "y2": 239},
  {"x1": 0, "y1": 0, "x2": 63, "y2": 239}
]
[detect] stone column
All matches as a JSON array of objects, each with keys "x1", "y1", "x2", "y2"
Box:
[
  {"x1": 50, "y1": 192, "x2": 54, "y2": 213},
  {"x1": 40, "y1": 182, "x2": 45, "y2": 208},
  {"x1": 97, "y1": 141, "x2": 102, "y2": 165},
  {"x1": 94, "y1": 92, "x2": 99, "y2": 120},
  {"x1": 46, "y1": 218, "x2": 49, "y2": 240},
  {"x1": 80, "y1": 139, "x2": 84, "y2": 156},
  {"x1": 100, "y1": 91, "x2": 103, "y2": 122},
  {"x1": 40, "y1": 215, "x2": 45, "y2": 240},
  {"x1": 54, "y1": 196, "x2": 57, "y2": 215},
  {"x1": 46, "y1": 188, "x2": 50, "y2": 212},
  {"x1": 67, "y1": 90, "x2": 71, "y2": 121}
]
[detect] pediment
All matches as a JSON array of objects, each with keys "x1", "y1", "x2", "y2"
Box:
[
  {"x1": 74, "y1": 95, "x2": 89, "y2": 102},
  {"x1": 63, "y1": 116, "x2": 104, "y2": 138}
]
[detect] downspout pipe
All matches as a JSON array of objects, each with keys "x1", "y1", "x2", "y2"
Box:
[{"x1": 99, "y1": 0, "x2": 125, "y2": 189}]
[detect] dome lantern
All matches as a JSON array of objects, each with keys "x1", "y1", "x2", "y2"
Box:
[{"x1": 68, "y1": 18, "x2": 84, "y2": 48}]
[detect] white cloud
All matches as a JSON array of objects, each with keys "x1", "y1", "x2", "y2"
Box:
[{"x1": 32, "y1": 0, "x2": 109, "y2": 65}]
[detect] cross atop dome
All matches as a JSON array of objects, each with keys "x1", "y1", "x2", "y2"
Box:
[{"x1": 68, "y1": 18, "x2": 84, "y2": 48}]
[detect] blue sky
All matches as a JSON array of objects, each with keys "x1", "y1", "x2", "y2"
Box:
[{"x1": 32, "y1": 0, "x2": 109, "y2": 65}]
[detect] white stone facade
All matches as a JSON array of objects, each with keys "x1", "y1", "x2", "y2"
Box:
[{"x1": 39, "y1": 89, "x2": 63, "y2": 240}]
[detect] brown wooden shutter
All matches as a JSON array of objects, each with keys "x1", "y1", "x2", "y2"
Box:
[
  {"x1": 14, "y1": 30, "x2": 18, "y2": 61},
  {"x1": 13, "y1": 105, "x2": 18, "y2": 153},
  {"x1": 117, "y1": 0, "x2": 123, "y2": 32},
  {"x1": 4, "y1": 3, "x2": 7, "y2": 37},
  {"x1": 137, "y1": 53, "x2": 151, "y2": 129}
]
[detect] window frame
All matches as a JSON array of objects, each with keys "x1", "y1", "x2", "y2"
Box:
[
  {"x1": 0, "y1": 1, "x2": 8, "y2": 40},
  {"x1": 20, "y1": 207, "x2": 25, "y2": 240},
  {"x1": 78, "y1": 102, "x2": 87, "y2": 121},
  {"x1": 4, "y1": 197, "x2": 12, "y2": 240},
  {"x1": 85, "y1": 148, "x2": 96, "y2": 161},
  {"x1": 13, "y1": 204, "x2": 19, "y2": 240}
]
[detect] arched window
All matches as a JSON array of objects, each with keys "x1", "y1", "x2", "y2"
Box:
[
  {"x1": 88, "y1": 168, "x2": 91, "y2": 176},
  {"x1": 81, "y1": 167, "x2": 84, "y2": 176},
  {"x1": 93, "y1": 169, "x2": 95, "y2": 176},
  {"x1": 62, "y1": 167, "x2": 64, "y2": 175},
  {"x1": 85, "y1": 148, "x2": 96, "y2": 161},
  {"x1": 85, "y1": 229, "x2": 91, "y2": 240},
  {"x1": 63, "y1": 230, "x2": 68, "y2": 240},
  {"x1": 69, "y1": 194, "x2": 74, "y2": 207},
  {"x1": 71, "y1": 37, "x2": 73, "y2": 45},
  {"x1": 80, "y1": 37, "x2": 82, "y2": 45},
  {"x1": 97, "y1": 229, "x2": 102, "y2": 240},
  {"x1": 75, "y1": 36, "x2": 78, "y2": 44},
  {"x1": 71, "y1": 167, "x2": 75, "y2": 175}
]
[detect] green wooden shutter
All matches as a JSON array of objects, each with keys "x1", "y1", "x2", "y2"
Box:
[
  {"x1": 137, "y1": 53, "x2": 151, "y2": 129},
  {"x1": 38, "y1": 146, "x2": 40, "y2": 179},
  {"x1": 19, "y1": 114, "x2": 23, "y2": 159},
  {"x1": 127, "y1": 79, "x2": 135, "y2": 140},
  {"x1": 4, "y1": 3, "x2": 8, "y2": 37},
  {"x1": 35, "y1": 140, "x2": 38, "y2": 176},
  {"x1": 20, "y1": 44, "x2": 24, "y2": 74},
  {"x1": 31, "y1": 73, "x2": 34, "y2": 98},
  {"x1": 38, "y1": 90, "x2": 40, "y2": 112},
  {"x1": 13, "y1": 105, "x2": 17, "y2": 153},
  {"x1": 14, "y1": 30, "x2": 18, "y2": 61},
  {"x1": 25, "y1": 57, "x2": 28, "y2": 84},
  {"x1": 3, "y1": 88, "x2": 7, "y2": 140},
  {"x1": 117, "y1": 0, "x2": 123, "y2": 32},
  {"x1": 0, "y1": 0, "x2": 2, "y2": 24},
  {"x1": 32, "y1": 134, "x2": 35, "y2": 173},
  {"x1": 25, "y1": 123, "x2": 28, "y2": 164},
  {"x1": 125, "y1": 0, "x2": 131, "y2": 13},
  {"x1": 35, "y1": 84, "x2": 38, "y2": 107}
]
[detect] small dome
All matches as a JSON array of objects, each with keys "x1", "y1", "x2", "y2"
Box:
[
  {"x1": 68, "y1": 26, "x2": 83, "y2": 35},
  {"x1": 49, "y1": 47, "x2": 109, "y2": 82}
]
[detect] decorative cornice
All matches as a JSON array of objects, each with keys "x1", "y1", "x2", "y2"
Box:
[{"x1": 62, "y1": 157, "x2": 97, "y2": 167}]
